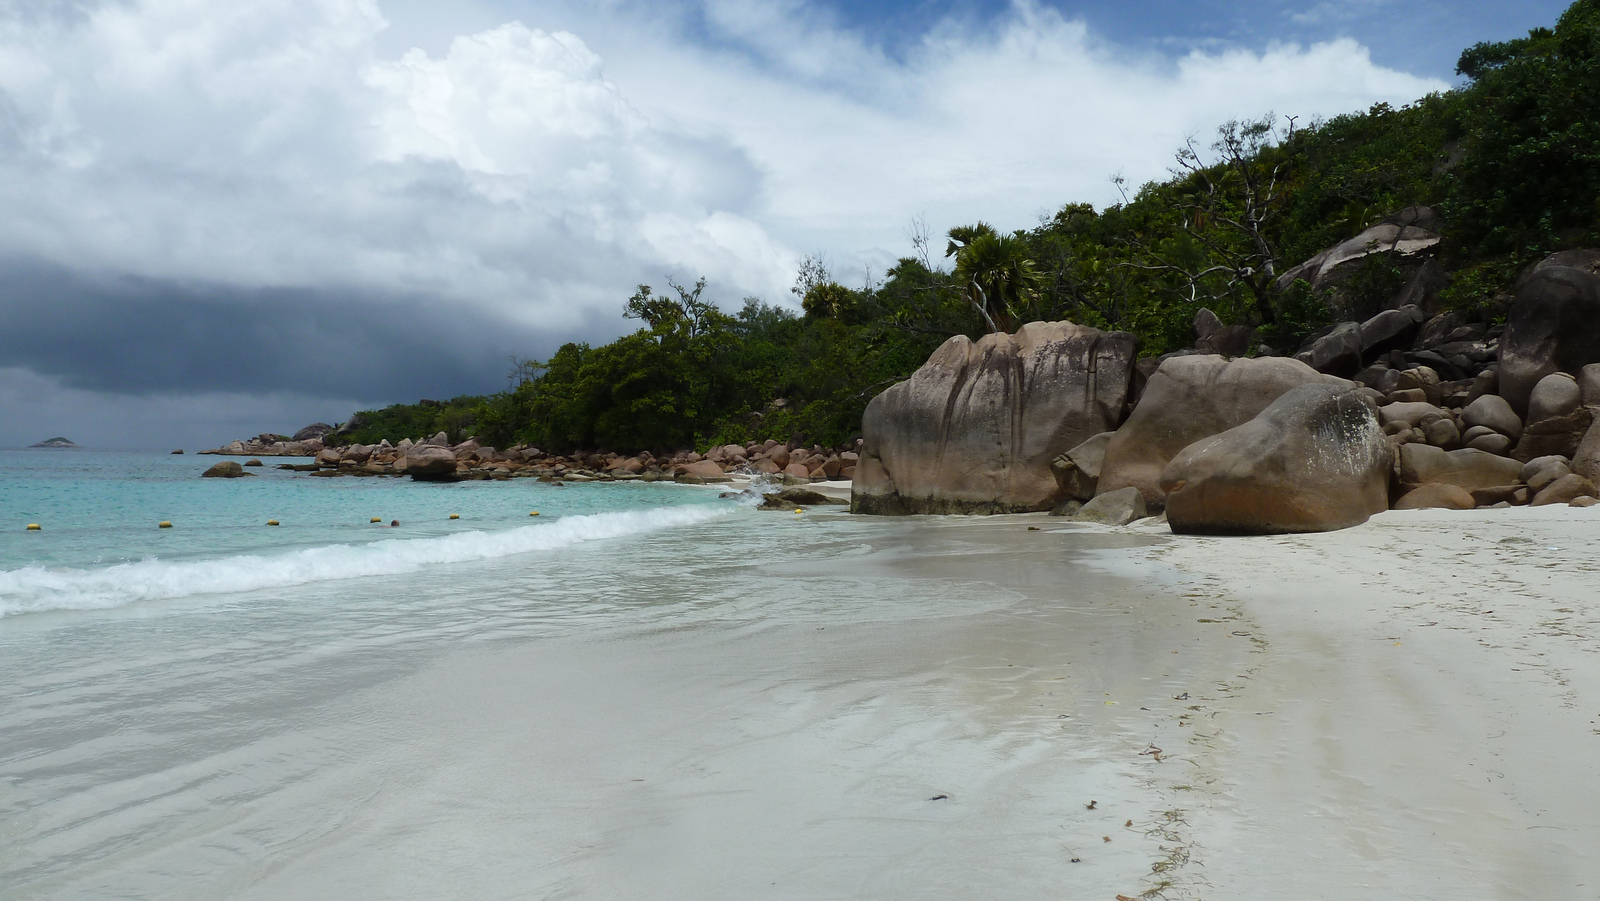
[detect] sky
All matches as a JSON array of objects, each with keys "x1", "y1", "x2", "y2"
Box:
[{"x1": 0, "y1": 0, "x2": 1573, "y2": 449}]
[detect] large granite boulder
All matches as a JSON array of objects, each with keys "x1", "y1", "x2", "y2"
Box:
[
  {"x1": 1159, "y1": 383, "x2": 1391, "y2": 534},
  {"x1": 852, "y1": 321, "x2": 1139, "y2": 515},
  {"x1": 404, "y1": 445, "x2": 460, "y2": 480},
  {"x1": 1276, "y1": 209, "x2": 1442, "y2": 295},
  {"x1": 1097, "y1": 355, "x2": 1343, "y2": 505},
  {"x1": 1498, "y1": 250, "x2": 1600, "y2": 415}
]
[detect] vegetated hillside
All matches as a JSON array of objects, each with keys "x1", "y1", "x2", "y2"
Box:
[{"x1": 333, "y1": 0, "x2": 1600, "y2": 455}]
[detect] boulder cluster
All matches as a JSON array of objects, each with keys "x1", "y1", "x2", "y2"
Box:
[
  {"x1": 206, "y1": 429, "x2": 862, "y2": 485},
  {"x1": 853, "y1": 247, "x2": 1600, "y2": 533}
]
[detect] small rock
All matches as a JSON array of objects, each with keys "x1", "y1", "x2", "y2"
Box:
[
  {"x1": 1394, "y1": 483, "x2": 1476, "y2": 510},
  {"x1": 1072, "y1": 487, "x2": 1147, "y2": 526},
  {"x1": 1466, "y1": 432, "x2": 1512, "y2": 455}
]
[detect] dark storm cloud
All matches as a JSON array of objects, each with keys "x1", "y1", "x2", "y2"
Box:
[{"x1": 0, "y1": 258, "x2": 615, "y2": 401}]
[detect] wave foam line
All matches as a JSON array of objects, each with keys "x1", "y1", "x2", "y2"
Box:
[{"x1": 0, "y1": 504, "x2": 734, "y2": 617}]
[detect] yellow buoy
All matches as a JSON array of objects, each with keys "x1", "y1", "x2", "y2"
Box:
[
  {"x1": 267, "y1": 520, "x2": 280, "y2": 526},
  {"x1": 26, "y1": 523, "x2": 41, "y2": 531},
  {"x1": 158, "y1": 521, "x2": 173, "y2": 529},
  {"x1": 449, "y1": 514, "x2": 460, "y2": 520},
  {"x1": 794, "y1": 508, "x2": 804, "y2": 514},
  {"x1": 371, "y1": 517, "x2": 382, "y2": 523},
  {"x1": 529, "y1": 511, "x2": 540, "y2": 517}
]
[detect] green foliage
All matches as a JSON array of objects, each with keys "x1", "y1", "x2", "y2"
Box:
[
  {"x1": 1261, "y1": 279, "x2": 1335, "y2": 351},
  {"x1": 337, "y1": 396, "x2": 487, "y2": 446},
  {"x1": 1448, "y1": 0, "x2": 1600, "y2": 259}
]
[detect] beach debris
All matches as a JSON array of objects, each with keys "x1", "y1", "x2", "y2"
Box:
[
  {"x1": 1125, "y1": 819, "x2": 1133, "y2": 827},
  {"x1": 929, "y1": 794, "x2": 949, "y2": 801},
  {"x1": 1103, "y1": 836, "x2": 1111, "y2": 842},
  {"x1": 1070, "y1": 858, "x2": 1081, "y2": 863},
  {"x1": 1085, "y1": 800, "x2": 1097, "y2": 810},
  {"x1": 1173, "y1": 692, "x2": 1188, "y2": 700},
  {"x1": 1027, "y1": 525, "x2": 1040, "y2": 530},
  {"x1": 1139, "y1": 744, "x2": 1165, "y2": 762}
]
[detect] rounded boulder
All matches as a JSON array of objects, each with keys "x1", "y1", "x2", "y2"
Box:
[{"x1": 1159, "y1": 383, "x2": 1392, "y2": 535}]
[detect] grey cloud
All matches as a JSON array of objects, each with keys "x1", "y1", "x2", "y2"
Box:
[{"x1": 0, "y1": 257, "x2": 625, "y2": 401}]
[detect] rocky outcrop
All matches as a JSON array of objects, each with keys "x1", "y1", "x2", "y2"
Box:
[
  {"x1": 1275, "y1": 207, "x2": 1443, "y2": 317},
  {"x1": 1159, "y1": 383, "x2": 1391, "y2": 534},
  {"x1": 853, "y1": 321, "x2": 1140, "y2": 515},
  {"x1": 1396, "y1": 444, "x2": 1522, "y2": 493},
  {"x1": 1192, "y1": 308, "x2": 1252, "y2": 358},
  {"x1": 1498, "y1": 250, "x2": 1600, "y2": 415},
  {"x1": 1512, "y1": 372, "x2": 1594, "y2": 461},
  {"x1": 1294, "y1": 305, "x2": 1426, "y2": 377},
  {"x1": 403, "y1": 445, "x2": 460, "y2": 481},
  {"x1": 201, "y1": 461, "x2": 254, "y2": 478},
  {"x1": 1098, "y1": 355, "x2": 1342, "y2": 505}
]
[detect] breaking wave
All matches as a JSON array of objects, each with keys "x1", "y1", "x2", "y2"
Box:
[{"x1": 0, "y1": 504, "x2": 735, "y2": 616}]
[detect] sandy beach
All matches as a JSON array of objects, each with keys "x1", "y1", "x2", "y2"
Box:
[
  {"x1": 1116, "y1": 506, "x2": 1600, "y2": 897},
  {"x1": 224, "y1": 507, "x2": 1600, "y2": 899},
  {"x1": 6, "y1": 496, "x2": 1599, "y2": 900}
]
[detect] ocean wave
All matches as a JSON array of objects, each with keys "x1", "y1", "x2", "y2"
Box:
[{"x1": 0, "y1": 504, "x2": 735, "y2": 616}]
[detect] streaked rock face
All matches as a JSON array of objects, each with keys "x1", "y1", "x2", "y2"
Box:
[
  {"x1": 1159, "y1": 382, "x2": 1392, "y2": 535},
  {"x1": 852, "y1": 321, "x2": 1139, "y2": 515}
]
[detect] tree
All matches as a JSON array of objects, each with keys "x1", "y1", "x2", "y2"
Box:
[{"x1": 945, "y1": 222, "x2": 1044, "y2": 333}]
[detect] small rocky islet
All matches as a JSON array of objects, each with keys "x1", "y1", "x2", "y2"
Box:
[{"x1": 206, "y1": 228, "x2": 1600, "y2": 535}]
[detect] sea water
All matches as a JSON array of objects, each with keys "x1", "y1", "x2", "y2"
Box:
[{"x1": 0, "y1": 449, "x2": 1220, "y2": 900}]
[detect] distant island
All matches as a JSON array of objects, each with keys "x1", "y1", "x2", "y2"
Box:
[{"x1": 30, "y1": 437, "x2": 81, "y2": 448}]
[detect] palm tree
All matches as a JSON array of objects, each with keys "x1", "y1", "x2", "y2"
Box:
[{"x1": 945, "y1": 223, "x2": 1043, "y2": 333}]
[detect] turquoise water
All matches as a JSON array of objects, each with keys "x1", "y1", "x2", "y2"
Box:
[
  {"x1": 0, "y1": 449, "x2": 1215, "y2": 901},
  {"x1": 0, "y1": 449, "x2": 733, "y2": 615}
]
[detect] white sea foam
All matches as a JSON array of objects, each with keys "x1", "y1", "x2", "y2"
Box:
[{"x1": 0, "y1": 504, "x2": 735, "y2": 616}]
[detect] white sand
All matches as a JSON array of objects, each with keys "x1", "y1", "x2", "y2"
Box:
[
  {"x1": 39, "y1": 502, "x2": 1595, "y2": 899},
  {"x1": 1105, "y1": 505, "x2": 1600, "y2": 897}
]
